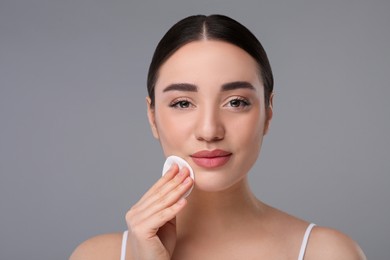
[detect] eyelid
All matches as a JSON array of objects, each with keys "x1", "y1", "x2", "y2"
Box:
[
  {"x1": 169, "y1": 97, "x2": 189, "y2": 106},
  {"x1": 224, "y1": 96, "x2": 251, "y2": 105},
  {"x1": 223, "y1": 96, "x2": 252, "y2": 111},
  {"x1": 169, "y1": 97, "x2": 195, "y2": 109}
]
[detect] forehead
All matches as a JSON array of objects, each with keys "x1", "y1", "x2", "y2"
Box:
[{"x1": 155, "y1": 40, "x2": 262, "y2": 89}]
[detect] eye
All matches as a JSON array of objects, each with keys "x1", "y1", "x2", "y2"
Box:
[
  {"x1": 226, "y1": 97, "x2": 251, "y2": 109},
  {"x1": 169, "y1": 98, "x2": 194, "y2": 109}
]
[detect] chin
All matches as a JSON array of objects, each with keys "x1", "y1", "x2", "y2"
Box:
[{"x1": 190, "y1": 172, "x2": 246, "y2": 194}]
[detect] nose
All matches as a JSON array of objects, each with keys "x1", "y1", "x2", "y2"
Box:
[{"x1": 194, "y1": 106, "x2": 225, "y2": 142}]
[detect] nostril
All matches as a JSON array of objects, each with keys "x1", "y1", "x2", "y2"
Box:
[{"x1": 195, "y1": 126, "x2": 225, "y2": 142}]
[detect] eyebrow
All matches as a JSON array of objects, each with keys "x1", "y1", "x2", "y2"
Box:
[
  {"x1": 163, "y1": 83, "x2": 197, "y2": 92},
  {"x1": 221, "y1": 81, "x2": 255, "y2": 91},
  {"x1": 162, "y1": 81, "x2": 255, "y2": 93}
]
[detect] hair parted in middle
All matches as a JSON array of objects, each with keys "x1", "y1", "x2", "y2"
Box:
[{"x1": 147, "y1": 14, "x2": 274, "y2": 108}]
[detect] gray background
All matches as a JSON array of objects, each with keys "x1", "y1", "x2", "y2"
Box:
[{"x1": 1, "y1": 0, "x2": 389, "y2": 259}]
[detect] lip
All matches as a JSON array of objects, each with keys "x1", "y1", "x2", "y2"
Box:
[{"x1": 190, "y1": 149, "x2": 232, "y2": 168}]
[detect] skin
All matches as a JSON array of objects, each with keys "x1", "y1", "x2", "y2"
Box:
[{"x1": 70, "y1": 40, "x2": 366, "y2": 260}]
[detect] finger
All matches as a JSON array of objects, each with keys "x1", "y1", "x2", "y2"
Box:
[
  {"x1": 150, "y1": 167, "x2": 190, "y2": 203},
  {"x1": 137, "y1": 175, "x2": 193, "y2": 223},
  {"x1": 125, "y1": 177, "x2": 192, "y2": 240},
  {"x1": 154, "y1": 196, "x2": 188, "y2": 228},
  {"x1": 136, "y1": 167, "x2": 191, "y2": 213},
  {"x1": 137, "y1": 164, "x2": 180, "y2": 204},
  {"x1": 143, "y1": 197, "x2": 188, "y2": 236}
]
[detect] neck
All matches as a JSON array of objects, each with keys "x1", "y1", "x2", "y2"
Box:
[{"x1": 176, "y1": 178, "x2": 265, "y2": 239}]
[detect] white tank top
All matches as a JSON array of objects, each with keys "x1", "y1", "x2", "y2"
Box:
[{"x1": 120, "y1": 223, "x2": 316, "y2": 260}]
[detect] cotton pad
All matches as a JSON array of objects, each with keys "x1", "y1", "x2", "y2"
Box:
[{"x1": 162, "y1": 155, "x2": 195, "y2": 198}]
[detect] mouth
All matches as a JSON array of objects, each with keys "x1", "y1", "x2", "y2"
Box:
[{"x1": 190, "y1": 149, "x2": 232, "y2": 168}]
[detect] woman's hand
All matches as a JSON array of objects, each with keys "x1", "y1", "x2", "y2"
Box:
[{"x1": 125, "y1": 164, "x2": 193, "y2": 260}]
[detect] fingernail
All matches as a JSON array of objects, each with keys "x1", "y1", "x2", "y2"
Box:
[
  {"x1": 183, "y1": 177, "x2": 191, "y2": 184},
  {"x1": 178, "y1": 168, "x2": 185, "y2": 176}
]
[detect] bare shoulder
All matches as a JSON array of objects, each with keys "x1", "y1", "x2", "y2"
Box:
[
  {"x1": 306, "y1": 226, "x2": 367, "y2": 260},
  {"x1": 263, "y1": 205, "x2": 366, "y2": 259},
  {"x1": 70, "y1": 232, "x2": 123, "y2": 260}
]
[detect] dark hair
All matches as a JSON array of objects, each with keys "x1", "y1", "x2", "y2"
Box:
[{"x1": 147, "y1": 14, "x2": 273, "y2": 108}]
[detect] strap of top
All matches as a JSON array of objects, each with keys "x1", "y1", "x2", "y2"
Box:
[
  {"x1": 120, "y1": 230, "x2": 128, "y2": 260},
  {"x1": 297, "y1": 223, "x2": 316, "y2": 260}
]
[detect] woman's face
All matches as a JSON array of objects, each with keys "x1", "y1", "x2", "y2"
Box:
[{"x1": 147, "y1": 40, "x2": 273, "y2": 192}]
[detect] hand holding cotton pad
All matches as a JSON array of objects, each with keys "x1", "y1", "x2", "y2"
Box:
[{"x1": 162, "y1": 155, "x2": 195, "y2": 198}]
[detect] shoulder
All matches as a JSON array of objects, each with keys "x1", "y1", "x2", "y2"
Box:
[
  {"x1": 305, "y1": 226, "x2": 366, "y2": 260},
  {"x1": 263, "y1": 206, "x2": 366, "y2": 259},
  {"x1": 70, "y1": 232, "x2": 124, "y2": 260}
]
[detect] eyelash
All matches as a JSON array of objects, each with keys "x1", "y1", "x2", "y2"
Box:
[
  {"x1": 169, "y1": 98, "x2": 194, "y2": 109},
  {"x1": 226, "y1": 97, "x2": 251, "y2": 109},
  {"x1": 168, "y1": 97, "x2": 251, "y2": 110}
]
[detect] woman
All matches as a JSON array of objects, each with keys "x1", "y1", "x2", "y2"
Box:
[{"x1": 71, "y1": 14, "x2": 366, "y2": 259}]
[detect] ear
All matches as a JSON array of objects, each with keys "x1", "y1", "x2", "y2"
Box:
[
  {"x1": 146, "y1": 97, "x2": 159, "y2": 139},
  {"x1": 263, "y1": 92, "x2": 274, "y2": 136}
]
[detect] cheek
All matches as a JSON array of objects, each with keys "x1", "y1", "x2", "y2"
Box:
[
  {"x1": 232, "y1": 109, "x2": 264, "y2": 139},
  {"x1": 229, "y1": 111, "x2": 265, "y2": 160},
  {"x1": 154, "y1": 109, "x2": 194, "y2": 154}
]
